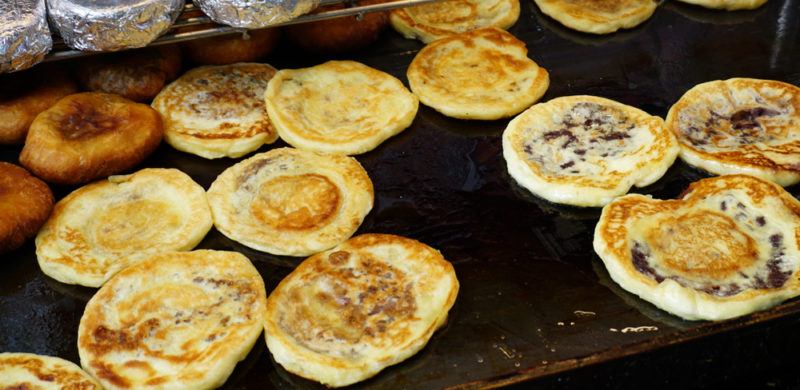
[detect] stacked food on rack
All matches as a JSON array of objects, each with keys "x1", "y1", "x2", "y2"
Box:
[{"x1": 1, "y1": 0, "x2": 797, "y2": 388}]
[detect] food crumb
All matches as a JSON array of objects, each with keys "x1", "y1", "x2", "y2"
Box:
[
  {"x1": 557, "y1": 321, "x2": 564, "y2": 326},
  {"x1": 621, "y1": 326, "x2": 659, "y2": 333},
  {"x1": 569, "y1": 322, "x2": 575, "y2": 326},
  {"x1": 609, "y1": 328, "x2": 619, "y2": 332},
  {"x1": 573, "y1": 310, "x2": 596, "y2": 317}
]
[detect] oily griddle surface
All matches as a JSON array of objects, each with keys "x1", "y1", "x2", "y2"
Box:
[{"x1": 2, "y1": 1, "x2": 800, "y2": 388}]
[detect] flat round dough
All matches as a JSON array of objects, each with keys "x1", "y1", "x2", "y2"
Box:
[
  {"x1": 666, "y1": 78, "x2": 800, "y2": 187},
  {"x1": 207, "y1": 147, "x2": 373, "y2": 256},
  {"x1": 265, "y1": 234, "x2": 459, "y2": 387},
  {"x1": 0, "y1": 162, "x2": 53, "y2": 254},
  {"x1": 390, "y1": 0, "x2": 520, "y2": 43},
  {"x1": 594, "y1": 174, "x2": 800, "y2": 321},
  {"x1": 78, "y1": 250, "x2": 267, "y2": 390},
  {"x1": 265, "y1": 60, "x2": 418, "y2": 155},
  {"x1": 503, "y1": 95, "x2": 679, "y2": 207},
  {"x1": 407, "y1": 27, "x2": 549, "y2": 120},
  {"x1": 36, "y1": 168, "x2": 212, "y2": 287},
  {"x1": 0, "y1": 352, "x2": 101, "y2": 389},
  {"x1": 153, "y1": 63, "x2": 279, "y2": 159},
  {"x1": 675, "y1": 0, "x2": 767, "y2": 10},
  {"x1": 19, "y1": 92, "x2": 163, "y2": 185},
  {"x1": 533, "y1": 0, "x2": 658, "y2": 34}
]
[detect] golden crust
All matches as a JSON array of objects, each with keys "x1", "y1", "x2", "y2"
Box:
[
  {"x1": 76, "y1": 45, "x2": 182, "y2": 103},
  {"x1": 675, "y1": 0, "x2": 767, "y2": 10},
  {"x1": 0, "y1": 67, "x2": 79, "y2": 144},
  {"x1": 180, "y1": 28, "x2": 281, "y2": 65},
  {"x1": 0, "y1": 352, "x2": 101, "y2": 390},
  {"x1": 0, "y1": 162, "x2": 54, "y2": 254},
  {"x1": 286, "y1": 0, "x2": 389, "y2": 55},
  {"x1": 390, "y1": 0, "x2": 520, "y2": 43},
  {"x1": 534, "y1": 0, "x2": 657, "y2": 34},
  {"x1": 152, "y1": 63, "x2": 279, "y2": 159},
  {"x1": 407, "y1": 27, "x2": 549, "y2": 120},
  {"x1": 78, "y1": 250, "x2": 267, "y2": 389},
  {"x1": 667, "y1": 78, "x2": 800, "y2": 186},
  {"x1": 207, "y1": 147, "x2": 374, "y2": 256},
  {"x1": 265, "y1": 234, "x2": 459, "y2": 387},
  {"x1": 503, "y1": 95, "x2": 679, "y2": 207},
  {"x1": 594, "y1": 175, "x2": 800, "y2": 320},
  {"x1": 264, "y1": 61, "x2": 418, "y2": 155},
  {"x1": 19, "y1": 92, "x2": 164, "y2": 185},
  {"x1": 35, "y1": 168, "x2": 212, "y2": 287}
]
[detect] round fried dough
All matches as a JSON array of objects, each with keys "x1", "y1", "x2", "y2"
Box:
[
  {"x1": 78, "y1": 250, "x2": 267, "y2": 389},
  {"x1": 19, "y1": 92, "x2": 163, "y2": 185},
  {"x1": 264, "y1": 61, "x2": 418, "y2": 155},
  {"x1": 594, "y1": 174, "x2": 800, "y2": 321},
  {"x1": 207, "y1": 147, "x2": 374, "y2": 256},
  {"x1": 390, "y1": 0, "x2": 520, "y2": 43},
  {"x1": 152, "y1": 63, "x2": 279, "y2": 159},
  {"x1": 180, "y1": 28, "x2": 281, "y2": 65},
  {"x1": 666, "y1": 78, "x2": 800, "y2": 186},
  {"x1": 503, "y1": 95, "x2": 679, "y2": 207},
  {"x1": 407, "y1": 27, "x2": 549, "y2": 120},
  {"x1": 675, "y1": 0, "x2": 767, "y2": 10},
  {"x1": 286, "y1": 0, "x2": 389, "y2": 55},
  {"x1": 0, "y1": 352, "x2": 101, "y2": 389},
  {"x1": 265, "y1": 234, "x2": 459, "y2": 387},
  {"x1": 533, "y1": 0, "x2": 658, "y2": 34},
  {"x1": 0, "y1": 162, "x2": 53, "y2": 254},
  {"x1": 36, "y1": 168, "x2": 212, "y2": 287}
]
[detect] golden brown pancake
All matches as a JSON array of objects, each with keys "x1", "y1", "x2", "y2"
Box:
[
  {"x1": 19, "y1": 92, "x2": 163, "y2": 185},
  {"x1": 180, "y1": 28, "x2": 281, "y2": 65},
  {"x1": 390, "y1": 0, "x2": 520, "y2": 43},
  {"x1": 675, "y1": 0, "x2": 767, "y2": 10},
  {"x1": 265, "y1": 234, "x2": 459, "y2": 387},
  {"x1": 152, "y1": 63, "x2": 279, "y2": 159},
  {"x1": 286, "y1": 0, "x2": 389, "y2": 55},
  {"x1": 407, "y1": 27, "x2": 549, "y2": 120},
  {"x1": 594, "y1": 174, "x2": 800, "y2": 320},
  {"x1": 0, "y1": 352, "x2": 101, "y2": 389},
  {"x1": 0, "y1": 162, "x2": 53, "y2": 254},
  {"x1": 667, "y1": 78, "x2": 800, "y2": 187},
  {"x1": 533, "y1": 0, "x2": 658, "y2": 34},
  {"x1": 78, "y1": 250, "x2": 267, "y2": 389}
]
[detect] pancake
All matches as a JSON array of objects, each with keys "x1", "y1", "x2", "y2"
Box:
[
  {"x1": 503, "y1": 95, "x2": 679, "y2": 207},
  {"x1": 264, "y1": 233, "x2": 459, "y2": 387},
  {"x1": 0, "y1": 162, "x2": 54, "y2": 254},
  {"x1": 78, "y1": 250, "x2": 267, "y2": 389},
  {"x1": 407, "y1": 27, "x2": 549, "y2": 120},
  {"x1": 286, "y1": 0, "x2": 389, "y2": 55},
  {"x1": 207, "y1": 147, "x2": 373, "y2": 256},
  {"x1": 674, "y1": 0, "x2": 767, "y2": 10},
  {"x1": 390, "y1": 0, "x2": 520, "y2": 43},
  {"x1": 0, "y1": 352, "x2": 101, "y2": 389},
  {"x1": 180, "y1": 28, "x2": 281, "y2": 65},
  {"x1": 152, "y1": 63, "x2": 279, "y2": 159},
  {"x1": 594, "y1": 174, "x2": 800, "y2": 321},
  {"x1": 264, "y1": 61, "x2": 418, "y2": 155},
  {"x1": 666, "y1": 78, "x2": 800, "y2": 187},
  {"x1": 36, "y1": 168, "x2": 212, "y2": 287},
  {"x1": 0, "y1": 66, "x2": 78, "y2": 144},
  {"x1": 19, "y1": 92, "x2": 163, "y2": 185},
  {"x1": 533, "y1": 0, "x2": 658, "y2": 34}
]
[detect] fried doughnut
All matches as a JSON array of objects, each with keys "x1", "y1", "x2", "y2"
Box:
[
  {"x1": 0, "y1": 352, "x2": 101, "y2": 389},
  {"x1": 180, "y1": 28, "x2": 281, "y2": 65},
  {"x1": 286, "y1": 0, "x2": 389, "y2": 55},
  {"x1": 390, "y1": 0, "x2": 520, "y2": 43},
  {"x1": 19, "y1": 92, "x2": 163, "y2": 185},
  {"x1": 533, "y1": 0, "x2": 658, "y2": 34},
  {"x1": 0, "y1": 162, "x2": 53, "y2": 254}
]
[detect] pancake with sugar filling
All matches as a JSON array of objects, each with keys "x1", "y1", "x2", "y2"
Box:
[
  {"x1": 503, "y1": 95, "x2": 679, "y2": 207},
  {"x1": 0, "y1": 162, "x2": 53, "y2": 254},
  {"x1": 407, "y1": 27, "x2": 549, "y2": 120},
  {"x1": 152, "y1": 63, "x2": 279, "y2": 159},
  {"x1": 666, "y1": 78, "x2": 800, "y2": 186},
  {"x1": 390, "y1": 0, "x2": 520, "y2": 43},
  {"x1": 36, "y1": 168, "x2": 212, "y2": 287},
  {"x1": 675, "y1": 0, "x2": 767, "y2": 10},
  {"x1": 533, "y1": 0, "x2": 657, "y2": 34},
  {"x1": 265, "y1": 233, "x2": 459, "y2": 387},
  {"x1": 265, "y1": 60, "x2": 418, "y2": 155},
  {"x1": 594, "y1": 174, "x2": 800, "y2": 321},
  {"x1": 207, "y1": 147, "x2": 373, "y2": 256},
  {"x1": 0, "y1": 352, "x2": 101, "y2": 389},
  {"x1": 78, "y1": 250, "x2": 267, "y2": 389}
]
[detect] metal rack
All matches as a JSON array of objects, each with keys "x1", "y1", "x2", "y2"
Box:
[{"x1": 44, "y1": 0, "x2": 440, "y2": 62}]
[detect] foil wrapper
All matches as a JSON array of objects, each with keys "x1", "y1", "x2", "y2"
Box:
[
  {"x1": 0, "y1": 0, "x2": 52, "y2": 73},
  {"x1": 48, "y1": 0, "x2": 184, "y2": 51},
  {"x1": 195, "y1": 0, "x2": 320, "y2": 28}
]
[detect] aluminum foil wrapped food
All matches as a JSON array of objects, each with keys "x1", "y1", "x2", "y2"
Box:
[
  {"x1": 47, "y1": 0, "x2": 184, "y2": 51},
  {"x1": 1, "y1": 0, "x2": 52, "y2": 73},
  {"x1": 195, "y1": 0, "x2": 320, "y2": 28}
]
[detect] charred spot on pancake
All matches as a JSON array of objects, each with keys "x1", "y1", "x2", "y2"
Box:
[{"x1": 59, "y1": 99, "x2": 119, "y2": 140}]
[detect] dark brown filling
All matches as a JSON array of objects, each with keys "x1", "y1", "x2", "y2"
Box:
[{"x1": 683, "y1": 107, "x2": 780, "y2": 147}]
